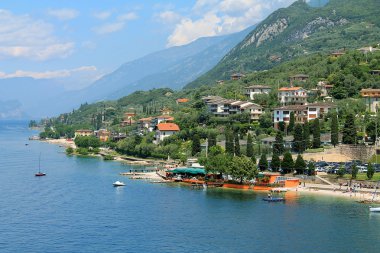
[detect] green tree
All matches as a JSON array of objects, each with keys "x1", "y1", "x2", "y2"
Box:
[
  {"x1": 281, "y1": 152, "x2": 294, "y2": 174},
  {"x1": 342, "y1": 113, "x2": 357, "y2": 144},
  {"x1": 294, "y1": 154, "x2": 306, "y2": 174},
  {"x1": 191, "y1": 134, "x2": 201, "y2": 156},
  {"x1": 229, "y1": 156, "x2": 257, "y2": 183},
  {"x1": 331, "y1": 111, "x2": 339, "y2": 147},
  {"x1": 271, "y1": 152, "x2": 281, "y2": 172},
  {"x1": 288, "y1": 112, "x2": 295, "y2": 134},
  {"x1": 246, "y1": 133, "x2": 254, "y2": 158},
  {"x1": 273, "y1": 131, "x2": 284, "y2": 155},
  {"x1": 251, "y1": 156, "x2": 257, "y2": 165},
  {"x1": 303, "y1": 123, "x2": 310, "y2": 150},
  {"x1": 367, "y1": 162, "x2": 375, "y2": 180},
  {"x1": 312, "y1": 119, "x2": 321, "y2": 149},
  {"x1": 225, "y1": 130, "x2": 234, "y2": 155},
  {"x1": 307, "y1": 161, "x2": 315, "y2": 176},
  {"x1": 351, "y1": 163, "x2": 358, "y2": 179},
  {"x1": 205, "y1": 153, "x2": 230, "y2": 175},
  {"x1": 258, "y1": 153, "x2": 268, "y2": 171},
  {"x1": 337, "y1": 165, "x2": 345, "y2": 177},
  {"x1": 234, "y1": 132, "x2": 241, "y2": 156},
  {"x1": 293, "y1": 124, "x2": 304, "y2": 153},
  {"x1": 207, "y1": 131, "x2": 217, "y2": 151}
]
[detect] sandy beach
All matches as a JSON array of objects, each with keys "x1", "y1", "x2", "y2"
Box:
[
  {"x1": 44, "y1": 138, "x2": 76, "y2": 148},
  {"x1": 292, "y1": 183, "x2": 380, "y2": 203}
]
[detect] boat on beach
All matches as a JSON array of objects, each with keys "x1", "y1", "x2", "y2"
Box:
[{"x1": 113, "y1": 181, "x2": 126, "y2": 187}]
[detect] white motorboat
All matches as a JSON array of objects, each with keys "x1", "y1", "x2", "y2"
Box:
[
  {"x1": 369, "y1": 206, "x2": 380, "y2": 212},
  {"x1": 113, "y1": 181, "x2": 126, "y2": 187}
]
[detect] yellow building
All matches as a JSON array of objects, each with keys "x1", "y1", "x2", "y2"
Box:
[{"x1": 74, "y1": 130, "x2": 93, "y2": 138}]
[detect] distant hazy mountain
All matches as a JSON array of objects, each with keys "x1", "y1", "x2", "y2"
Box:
[
  {"x1": 0, "y1": 26, "x2": 255, "y2": 119},
  {"x1": 0, "y1": 78, "x2": 66, "y2": 119},
  {"x1": 80, "y1": 26, "x2": 254, "y2": 101},
  {"x1": 186, "y1": 0, "x2": 380, "y2": 88}
]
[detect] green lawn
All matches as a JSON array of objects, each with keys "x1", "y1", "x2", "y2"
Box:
[{"x1": 342, "y1": 173, "x2": 380, "y2": 181}]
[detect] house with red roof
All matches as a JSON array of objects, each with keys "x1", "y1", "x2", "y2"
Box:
[{"x1": 154, "y1": 123, "x2": 180, "y2": 143}]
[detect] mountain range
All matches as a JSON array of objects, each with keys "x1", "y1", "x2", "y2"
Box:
[
  {"x1": 186, "y1": 0, "x2": 380, "y2": 88},
  {"x1": 0, "y1": 26, "x2": 253, "y2": 119}
]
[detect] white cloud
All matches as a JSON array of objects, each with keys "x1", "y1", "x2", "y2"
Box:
[
  {"x1": 118, "y1": 12, "x2": 138, "y2": 21},
  {"x1": 0, "y1": 66, "x2": 97, "y2": 79},
  {"x1": 93, "y1": 12, "x2": 138, "y2": 35},
  {"x1": 93, "y1": 22, "x2": 125, "y2": 35},
  {"x1": 0, "y1": 9, "x2": 74, "y2": 60},
  {"x1": 47, "y1": 8, "x2": 79, "y2": 21},
  {"x1": 93, "y1": 11, "x2": 112, "y2": 20},
  {"x1": 167, "y1": 0, "x2": 296, "y2": 46},
  {"x1": 156, "y1": 11, "x2": 182, "y2": 24}
]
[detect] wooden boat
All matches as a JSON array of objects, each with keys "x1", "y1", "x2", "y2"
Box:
[{"x1": 263, "y1": 197, "x2": 285, "y2": 202}]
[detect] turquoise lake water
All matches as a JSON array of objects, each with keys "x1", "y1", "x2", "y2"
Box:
[{"x1": 1, "y1": 121, "x2": 380, "y2": 253}]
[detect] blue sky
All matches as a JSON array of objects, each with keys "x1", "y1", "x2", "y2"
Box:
[{"x1": 0, "y1": 0, "x2": 297, "y2": 90}]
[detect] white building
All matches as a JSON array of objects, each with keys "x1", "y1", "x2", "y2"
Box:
[
  {"x1": 245, "y1": 85, "x2": 271, "y2": 100},
  {"x1": 202, "y1": 96, "x2": 263, "y2": 120},
  {"x1": 273, "y1": 103, "x2": 335, "y2": 129},
  {"x1": 154, "y1": 123, "x2": 180, "y2": 143},
  {"x1": 278, "y1": 87, "x2": 308, "y2": 106}
]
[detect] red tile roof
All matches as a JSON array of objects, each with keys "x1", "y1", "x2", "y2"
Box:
[
  {"x1": 177, "y1": 98, "x2": 189, "y2": 103},
  {"x1": 278, "y1": 87, "x2": 303, "y2": 91},
  {"x1": 157, "y1": 123, "x2": 180, "y2": 131}
]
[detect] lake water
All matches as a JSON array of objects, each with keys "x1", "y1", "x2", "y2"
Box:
[{"x1": 0, "y1": 121, "x2": 380, "y2": 253}]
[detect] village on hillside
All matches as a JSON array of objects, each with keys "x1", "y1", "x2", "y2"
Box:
[{"x1": 36, "y1": 45, "x2": 380, "y2": 188}]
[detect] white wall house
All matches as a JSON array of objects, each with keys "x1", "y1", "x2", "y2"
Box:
[
  {"x1": 154, "y1": 123, "x2": 180, "y2": 143},
  {"x1": 273, "y1": 103, "x2": 335, "y2": 129},
  {"x1": 245, "y1": 85, "x2": 271, "y2": 100},
  {"x1": 202, "y1": 96, "x2": 263, "y2": 120},
  {"x1": 278, "y1": 87, "x2": 308, "y2": 106}
]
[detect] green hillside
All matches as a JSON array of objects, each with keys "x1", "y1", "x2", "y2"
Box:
[{"x1": 186, "y1": 0, "x2": 380, "y2": 89}]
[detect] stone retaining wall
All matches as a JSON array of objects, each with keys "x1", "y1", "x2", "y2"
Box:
[{"x1": 339, "y1": 144, "x2": 375, "y2": 162}]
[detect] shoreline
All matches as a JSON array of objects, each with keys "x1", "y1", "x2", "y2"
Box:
[{"x1": 40, "y1": 138, "x2": 380, "y2": 204}]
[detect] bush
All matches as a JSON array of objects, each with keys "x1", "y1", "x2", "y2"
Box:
[
  {"x1": 103, "y1": 155, "x2": 114, "y2": 160},
  {"x1": 66, "y1": 147, "x2": 74, "y2": 154},
  {"x1": 77, "y1": 148, "x2": 89, "y2": 156}
]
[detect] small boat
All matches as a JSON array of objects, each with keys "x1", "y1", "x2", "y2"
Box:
[
  {"x1": 263, "y1": 197, "x2": 285, "y2": 202},
  {"x1": 113, "y1": 181, "x2": 126, "y2": 187},
  {"x1": 369, "y1": 206, "x2": 380, "y2": 212},
  {"x1": 173, "y1": 175, "x2": 183, "y2": 182},
  {"x1": 35, "y1": 153, "x2": 46, "y2": 177}
]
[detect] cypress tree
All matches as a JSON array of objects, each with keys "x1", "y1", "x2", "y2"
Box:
[
  {"x1": 288, "y1": 112, "x2": 295, "y2": 134},
  {"x1": 303, "y1": 122, "x2": 310, "y2": 150},
  {"x1": 273, "y1": 131, "x2": 284, "y2": 155},
  {"x1": 342, "y1": 113, "x2": 357, "y2": 144},
  {"x1": 258, "y1": 153, "x2": 268, "y2": 171},
  {"x1": 294, "y1": 154, "x2": 306, "y2": 174},
  {"x1": 191, "y1": 134, "x2": 201, "y2": 156},
  {"x1": 225, "y1": 130, "x2": 234, "y2": 155},
  {"x1": 208, "y1": 132, "x2": 217, "y2": 151},
  {"x1": 278, "y1": 122, "x2": 286, "y2": 133},
  {"x1": 271, "y1": 152, "x2": 281, "y2": 172},
  {"x1": 351, "y1": 163, "x2": 358, "y2": 179},
  {"x1": 331, "y1": 111, "x2": 339, "y2": 147},
  {"x1": 312, "y1": 119, "x2": 321, "y2": 149},
  {"x1": 282, "y1": 152, "x2": 294, "y2": 174},
  {"x1": 234, "y1": 132, "x2": 241, "y2": 156},
  {"x1": 246, "y1": 133, "x2": 254, "y2": 158},
  {"x1": 293, "y1": 124, "x2": 304, "y2": 153},
  {"x1": 251, "y1": 156, "x2": 257, "y2": 165},
  {"x1": 367, "y1": 162, "x2": 375, "y2": 180}
]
